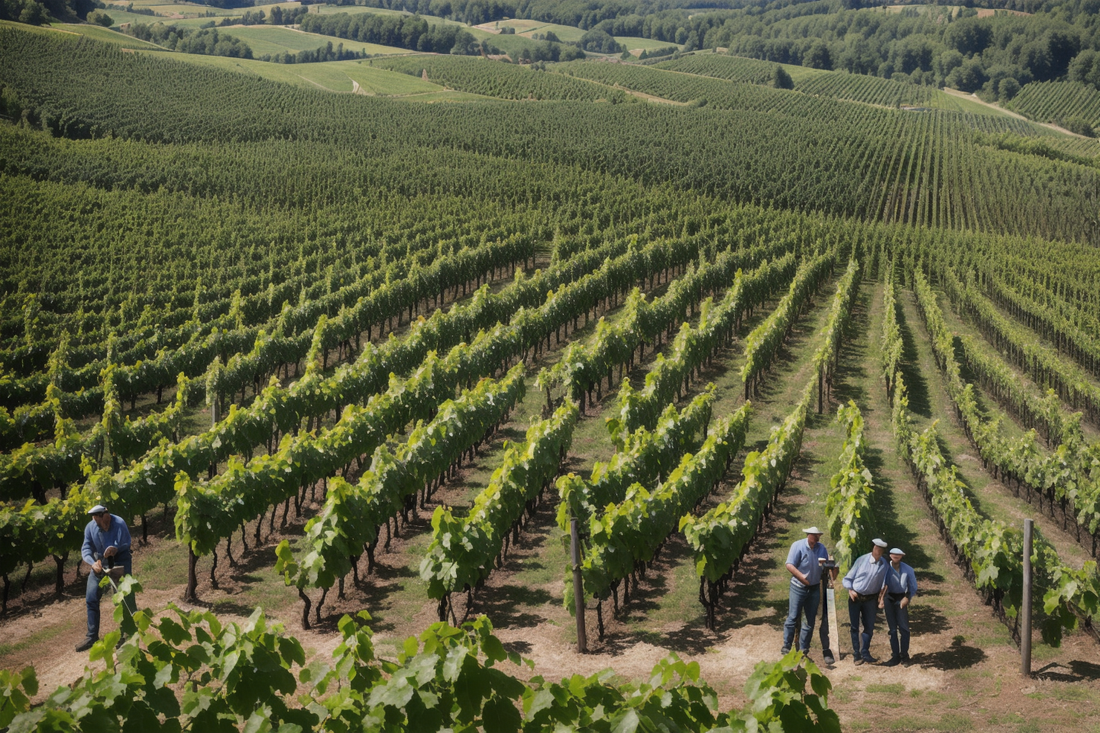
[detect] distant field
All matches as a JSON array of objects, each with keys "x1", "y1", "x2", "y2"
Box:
[
  {"x1": 95, "y1": 7, "x2": 170, "y2": 25},
  {"x1": 2, "y1": 17, "x2": 56, "y2": 34},
  {"x1": 126, "y1": 0, "x2": 305, "y2": 18},
  {"x1": 135, "y1": 51, "x2": 352, "y2": 89},
  {"x1": 169, "y1": 16, "x2": 232, "y2": 28},
  {"x1": 881, "y1": 3, "x2": 1030, "y2": 15},
  {"x1": 937, "y1": 91, "x2": 1015, "y2": 118},
  {"x1": 345, "y1": 60, "x2": 444, "y2": 94},
  {"x1": 306, "y1": 4, "x2": 459, "y2": 27},
  {"x1": 474, "y1": 18, "x2": 541, "y2": 33},
  {"x1": 130, "y1": 0, "x2": 239, "y2": 17},
  {"x1": 131, "y1": 52, "x2": 451, "y2": 96},
  {"x1": 96, "y1": 7, "x2": 229, "y2": 29},
  {"x1": 52, "y1": 22, "x2": 167, "y2": 48},
  {"x1": 116, "y1": 45, "x2": 495, "y2": 100},
  {"x1": 524, "y1": 22, "x2": 585, "y2": 44},
  {"x1": 394, "y1": 89, "x2": 494, "y2": 102},
  {"x1": 187, "y1": 4, "x2": 579, "y2": 58},
  {"x1": 462, "y1": 29, "x2": 561, "y2": 57},
  {"x1": 124, "y1": 0, "x2": 301, "y2": 17},
  {"x1": 258, "y1": 58, "x2": 433, "y2": 92},
  {"x1": 216, "y1": 25, "x2": 408, "y2": 56},
  {"x1": 475, "y1": 19, "x2": 585, "y2": 43}
]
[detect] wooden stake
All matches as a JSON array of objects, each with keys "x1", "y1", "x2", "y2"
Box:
[
  {"x1": 571, "y1": 518, "x2": 587, "y2": 653},
  {"x1": 1022, "y1": 518, "x2": 1033, "y2": 677}
]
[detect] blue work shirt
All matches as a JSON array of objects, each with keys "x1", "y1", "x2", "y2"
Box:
[
  {"x1": 883, "y1": 561, "x2": 918, "y2": 599},
  {"x1": 786, "y1": 538, "x2": 829, "y2": 588},
  {"x1": 81, "y1": 515, "x2": 132, "y2": 567},
  {"x1": 842, "y1": 552, "x2": 888, "y2": 596}
]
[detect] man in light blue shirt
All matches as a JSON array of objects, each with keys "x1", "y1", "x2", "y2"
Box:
[
  {"x1": 77, "y1": 505, "x2": 136, "y2": 652},
  {"x1": 782, "y1": 527, "x2": 836, "y2": 660},
  {"x1": 842, "y1": 538, "x2": 889, "y2": 664},
  {"x1": 879, "y1": 547, "x2": 918, "y2": 667}
]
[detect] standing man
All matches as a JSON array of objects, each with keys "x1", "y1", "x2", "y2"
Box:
[
  {"x1": 76, "y1": 505, "x2": 135, "y2": 652},
  {"x1": 842, "y1": 537, "x2": 889, "y2": 665},
  {"x1": 782, "y1": 527, "x2": 835, "y2": 659},
  {"x1": 880, "y1": 547, "x2": 918, "y2": 667}
]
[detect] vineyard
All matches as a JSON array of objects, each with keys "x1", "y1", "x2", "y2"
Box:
[
  {"x1": 1008, "y1": 81, "x2": 1100, "y2": 136},
  {"x1": 653, "y1": 54, "x2": 941, "y2": 110},
  {"x1": 4, "y1": 14, "x2": 1100, "y2": 732}
]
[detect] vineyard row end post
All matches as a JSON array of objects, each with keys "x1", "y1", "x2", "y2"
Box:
[
  {"x1": 1022, "y1": 518, "x2": 1033, "y2": 678},
  {"x1": 571, "y1": 518, "x2": 587, "y2": 653}
]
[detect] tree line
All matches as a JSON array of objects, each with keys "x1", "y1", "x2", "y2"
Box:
[
  {"x1": 299, "y1": 12, "x2": 485, "y2": 55},
  {"x1": 124, "y1": 23, "x2": 253, "y2": 58}
]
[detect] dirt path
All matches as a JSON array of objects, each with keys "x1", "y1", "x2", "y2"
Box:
[{"x1": 618, "y1": 86, "x2": 687, "y2": 105}]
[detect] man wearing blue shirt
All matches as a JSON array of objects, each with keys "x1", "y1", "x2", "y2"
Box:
[
  {"x1": 879, "y1": 547, "x2": 918, "y2": 667},
  {"x1": 76, "y1": 505, "x2": 136, "y2": 653},
  {"x1": 782, "y1": 527, "x2": 836, "y2": 660},
  {"x1": 842, "y1": 538, "x2": 890, "y2": 664}
]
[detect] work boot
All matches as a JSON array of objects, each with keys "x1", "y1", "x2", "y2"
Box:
[
  {"x1": 883, "y1": 657, "x2": 901, "y2": 667},
  {"x1": 75, "y1": 635, "x2": 98, "y2": 652}
]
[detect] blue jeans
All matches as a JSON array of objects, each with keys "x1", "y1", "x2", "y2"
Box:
[
  {"x1": 783, "y1": 582, "x2": 820, "y2": 653},
  {"x1": 883, "y1": 595, "x2": 910, "y2": 660},
  {"x1": 848, "y1": 596, "x2": 878, "y2": 659},
  {"x1": 85, "y1": 559, "x2": 134, "y2": 639}
]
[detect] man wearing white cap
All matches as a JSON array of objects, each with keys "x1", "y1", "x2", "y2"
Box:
[
  {"x1": 879, "y1": 548, "x2": 918, "y2": 667},
  {"x1": 76, "y1": 505, "x2": 135, "y2": 653},
  {"x1": 842, "y1": 538, "x2": 890, "y2": 664},
  {"x1": 782, "y1": 527, "x2": 836, "y2": 659}
]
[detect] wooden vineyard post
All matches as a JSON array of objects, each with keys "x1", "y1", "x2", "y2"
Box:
[
  {"x1": 184, "y1": 546, "x2": 198, "y2": 603},
  {"x1": 823, "y1": 557, "x2": 840, "y2": 662},
  {"x1": 1022, "y1": 518, "x2": 1033, "y2": 677},
  {"x1": 571, "y1": 518, "x2": 587, "y2": 653},
  {"x1": 817, "y1": 368, "x2": 824, "y2": 414}
]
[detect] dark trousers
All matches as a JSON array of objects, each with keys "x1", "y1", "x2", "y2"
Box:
[
  {"x1": 848, "y1": 596, "x2": 878, "y2": 659},
  {"x1": 883, "y1": 595, "x2": 910, "y2": 660},
  {"x1": 85, "y1": 560, "x2": 134, "y2": 639}
]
